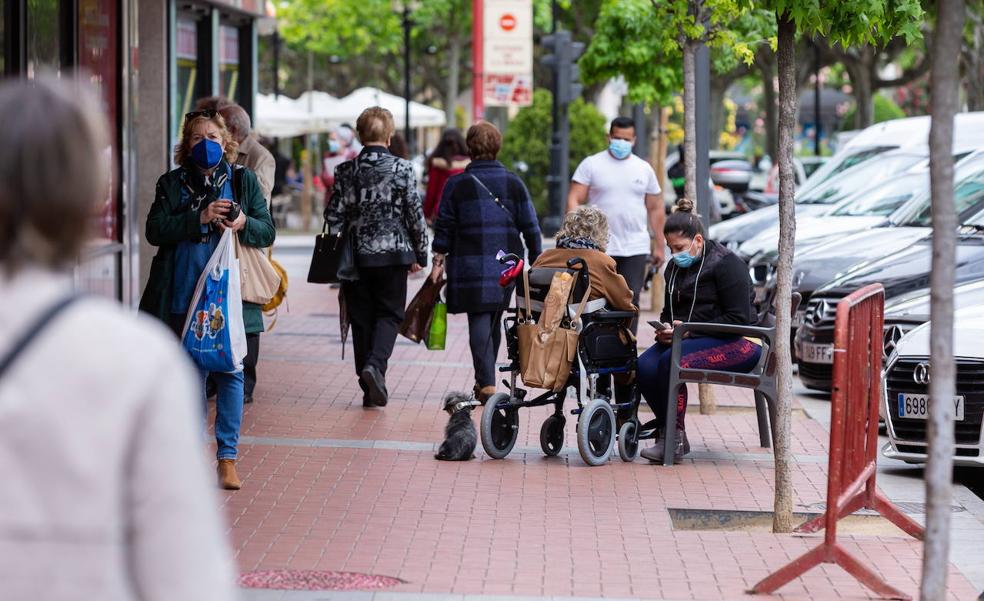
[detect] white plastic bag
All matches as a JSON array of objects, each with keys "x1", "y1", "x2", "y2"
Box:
[{"x1": 181, "y1": 229, "x2": 248, "y2": 372}]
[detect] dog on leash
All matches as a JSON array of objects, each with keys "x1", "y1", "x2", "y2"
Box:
[{"x1": 435, "y1": 392, "x2": 478, "y2": 461}]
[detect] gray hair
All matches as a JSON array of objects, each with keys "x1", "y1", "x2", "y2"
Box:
[
  {"x1": 219, "y1": 104, "x2": 251, "y2": 143},
  {"x1": 557, "y1": 206, "x2": 610, "y2": 252},
  {"x1": 0, "y1": 76, "x2": 109, "y2": 274}
]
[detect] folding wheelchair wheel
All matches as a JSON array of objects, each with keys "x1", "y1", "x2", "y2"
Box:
[
  {"x1": 539, "y1": 414, "x2": 566, "y2": 457},
  {"x1": 480, "y1": 393, "x2": 519, "y2": 459},
  {"x1": 617, "y1": 420, "x2": 639, "y2": 462},
  {"x1": 576, "y1": 398, "x2": 616, "y2": 466}
]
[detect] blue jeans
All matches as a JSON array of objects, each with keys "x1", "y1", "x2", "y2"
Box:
[
  {"x1": 637, "y1": 336, "x2": 762, "y2": 431},
  {"x1": 198, "y1": 369, "x2": 244, "y2": 460}
]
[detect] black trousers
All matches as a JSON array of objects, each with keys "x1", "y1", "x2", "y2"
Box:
[
  {"x1": 614, "y1": 254, "x2": 649, "y2": 333},
  {"x1": 467, "y1": 311, "x2": 502, "y2": 388},
  {"x1": 342, "y1": 265, "x2": 409, "y2": 386},
  {"x1": 243, "y1": 333, "x2": 260, "y2": 397}
]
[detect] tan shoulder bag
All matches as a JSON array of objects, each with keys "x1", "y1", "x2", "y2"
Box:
[
  {"x1": 515, "y1": 268, "x2": 590, "y2": 391},
  {"x1": 234, "y1": 237, "x2": 283, "y2": 306}
]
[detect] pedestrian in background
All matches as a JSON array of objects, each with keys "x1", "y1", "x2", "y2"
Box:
[
  {"x1": 219, "y1": 102, "x2": 276, "y2": 405},
  {"x1": 430, "y1": 121, "x2": 542, "y2": 403},
  {"x1": 423, "y1": 128, "x2": 470, "y2": 225},
  {"x1": 567, "y1": 116, "x2": 665, "y2": 332},
  {"x1": 139, "y1": 107, "x2": 276, "y2": 489},
  {"x1": 325, "y1": 107, "x2": 428, "y2": 408},
  {"x1": 389, "y1": 132, "x2": 410, "y2": 160},
  {"x1": 0, "y1": 76, "x2": 237, "y2": 601}
]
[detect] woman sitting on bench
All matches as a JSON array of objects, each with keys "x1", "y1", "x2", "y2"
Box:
[
  {"x1": 637, "y1": 198, "x2": 761, "y2": 463},
  {"x1": 533, "y1": 206, "x2": 636, "y2": 311}
]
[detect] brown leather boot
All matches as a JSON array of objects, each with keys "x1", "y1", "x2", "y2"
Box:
[
  {"x1": 476, "y1": 386, "x2": 497, "y2": 405},
  {"x1": 217, "y1": 459, "x2": 241, "y2": 490}
]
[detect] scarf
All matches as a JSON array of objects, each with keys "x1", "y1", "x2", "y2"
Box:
[
  {"x1": 556, "y1": 235, "x2": 602, "y2": 251},
  {"x1": 180, "y1": 160, "x2": 230, "y2": 213}
]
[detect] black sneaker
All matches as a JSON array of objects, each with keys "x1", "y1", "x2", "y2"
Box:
[
  {"x1": 244, "y1": 395, "x2": 254, "y2": 404},
  {"x1": 360, "y1": 366, "x2": 388, "y2": 407}
]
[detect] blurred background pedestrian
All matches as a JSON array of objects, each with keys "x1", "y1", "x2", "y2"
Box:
[
  {"x1": 0, "y1": 75, "x2": 236, "y2": 601},
  {"x1": 139, "y1": 105, "x2": 275, "y2": 490},
  {"x1": 423, "y1": 128, "x2": 470, "y2": 225},
  {"x1": 429, "y1": 121, "x2": 542, "y2": 403}
]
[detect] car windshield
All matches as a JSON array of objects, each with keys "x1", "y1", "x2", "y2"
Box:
[
  {"x1": 797, "y1": 153, "x2": 924, "y2": 205},
  {"x1": 904, "y1": 157, "x2": 984, "y2": 227},
  {"x1": 797, "y1": 146, "x2": 895, "y2": 197},
  {"x1": 828, "y1": 174, "x2": 925, "y2": 217}
]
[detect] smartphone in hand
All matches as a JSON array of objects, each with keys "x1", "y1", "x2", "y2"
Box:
[{"x1": 647, "y1": 320, "x2": 673, "y2": 331}]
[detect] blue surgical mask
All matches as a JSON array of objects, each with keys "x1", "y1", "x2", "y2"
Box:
[
  {"x1": 672, "y1": 240, "x2": 700, "y2": 268},
  {"x1": 328, "y1": 140, "x2": 340, "y2": 153},
  {"x1": 191, "y1": 138, "x2": 224, "y2": 169},
  {"x1": 609, "y1": 138, "x2": 632, "y2": 160}
]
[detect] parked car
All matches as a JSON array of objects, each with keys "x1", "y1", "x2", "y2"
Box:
[
  {"x1": 711, "y1": 112, "x2": 984, "y2": 250},
  {"x1": 711, "y1": 149, "x2": 929, "y2": 251},
  {"x1": 882, "y1": 278, "x2": 984, "y2": 359},
  {"x1": 796, "y1": 219, "x2": 984, "y2": 390},
  {"x1": 664, "y1": 150, "x2": 744, "y2": 216},
  {"x1": 750, "y1": 151, "x2": 984, "y2": 329},
  {"x1": 882, "y1": 304, "x2": 984, "y2": 467}
]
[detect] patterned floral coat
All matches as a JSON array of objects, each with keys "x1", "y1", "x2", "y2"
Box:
[{"x1": 324, "y1": 146, "x2": 429, "y2": 268}]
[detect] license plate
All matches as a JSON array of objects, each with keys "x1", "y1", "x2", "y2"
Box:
[
  {"x1": 792, "y1": 310, "x2": 805, "y2": 328},
  {"x1": 800, "y1": 342, "x2": 833, "y2": 364},
  {"x1": 897, "y1": 393, "x2": 965, "y2": 421}
]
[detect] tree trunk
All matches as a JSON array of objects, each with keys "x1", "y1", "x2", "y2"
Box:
[
  {"x1": 710, "y1": 76, "x2": 729, "y2": 150},
  {"x1": 771, "y1": 10, "x2": 797, "y2": 535},
  {"x1": 682, "y1": 39, "x2": 697, "y2": 203},
  {"x1": 759, "y1": 58, "x2": 778, "y2": 161},
  {"x1": 921, "y1": 2, "x2": 965, "y2": 598},
  {"x1": 962, "y1": 15, "x2": 984, "y2": 112},
  {"x1": 849, "y1": 52, "x2": 875, "y2": 129},
  {"x1": 446, "y1": 30, "x2": 462, "y2": 128},
  {"x1": 650, "y1": 105, "x2": 670, "y2": 316}
]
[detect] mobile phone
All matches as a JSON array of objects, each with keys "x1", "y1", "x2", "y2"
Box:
[
  {"x1": 647, "y1": 320, "x2": 672, "y2": 331},
  {"x1": 226, "y1": 200, "x2": 241, "y2": 222}
]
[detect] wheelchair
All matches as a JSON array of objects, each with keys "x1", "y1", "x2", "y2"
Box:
[{"x1": 479, "y1": 255, "x2": 647, "y2": 465}]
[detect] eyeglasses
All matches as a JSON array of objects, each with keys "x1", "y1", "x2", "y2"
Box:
[{"x1": 184, "y1": 109, "x2": 217, "y2": 121}]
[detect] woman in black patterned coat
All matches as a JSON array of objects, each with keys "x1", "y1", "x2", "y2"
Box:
[
  {"x1": 325, "y1": 107, "x2": 428, "y2": 409},
  {"x1": 429, "y1": 121, "x2": 542, "y2": 403}
]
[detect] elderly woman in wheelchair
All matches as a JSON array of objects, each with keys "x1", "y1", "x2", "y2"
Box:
[
  {"x1": 480, "y1": 207, "x2": 641, "y2": 465},
  {"x1": 637, "y1": 199, "x2": 762, "y2": 463}
]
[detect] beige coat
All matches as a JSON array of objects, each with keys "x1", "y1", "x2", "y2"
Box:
[
  {"x1": 533, "y1": 248, "x2": 637, "y2": 312},
  {"x1": 237, "y1": 135, "x2": 276, "y2": 204},
  {"x1": 0, "y1": 270, "x2": 238, "y2": 601}
]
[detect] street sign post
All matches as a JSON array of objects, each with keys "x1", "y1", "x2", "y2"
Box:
[{"x1": 482, "y1": 0, "x2": 533, "y2": 108}]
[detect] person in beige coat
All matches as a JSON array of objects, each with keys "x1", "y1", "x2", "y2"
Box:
[{"x1": 0, "y1": 78, "x2": 238, "y2": 601}]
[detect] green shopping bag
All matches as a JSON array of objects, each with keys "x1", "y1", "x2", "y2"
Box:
[{"x1": 426, "y1": 300, "x2": 447, "y2": 350}]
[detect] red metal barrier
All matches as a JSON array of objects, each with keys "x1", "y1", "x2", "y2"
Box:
[{"x1": 751, "y1": 284, "x2": 924, "y2": 600}]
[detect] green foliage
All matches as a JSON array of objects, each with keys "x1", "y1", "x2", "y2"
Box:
[
  {"x1": 758, "y1": 0, "x2": 924, "y2": 46},
  {"x1": 499, "y1": 89, "x2": 607, "y2": 216},
  {"x1": 840, "y1": 93, "x2": 907, "y2": 129},
  {"x1": 279, "y1": 0, "x2": 402, "y2": 58}
]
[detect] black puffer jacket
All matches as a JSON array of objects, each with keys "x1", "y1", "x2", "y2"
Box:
[{"x1": 660, "y1": 239, "x2": 755, "y2": 325}]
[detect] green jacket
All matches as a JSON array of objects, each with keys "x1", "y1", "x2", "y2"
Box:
[{"x1": 139, "y1": 162, "x2": 276, "y2": 334}]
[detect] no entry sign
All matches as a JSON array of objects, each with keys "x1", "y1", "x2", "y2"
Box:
[{"x1": 483, "y1": 0, "x2": 533, "y2": 75}]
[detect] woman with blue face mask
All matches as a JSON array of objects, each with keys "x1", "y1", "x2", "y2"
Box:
[
  {"x1": 139, "y1": 109, "x2": 276, "y2": 490},
  {"x1": 635, "y1": 198, "x2": 760, "y2": 463}
]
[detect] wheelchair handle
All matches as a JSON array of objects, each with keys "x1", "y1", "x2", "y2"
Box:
[{"x1": 498, "y1": 252, "x2": 521, "y2": 265}]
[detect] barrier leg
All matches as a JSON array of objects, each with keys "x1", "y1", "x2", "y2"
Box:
[
  {"x1": 832, "y1": 543, "x2": 910, "y2": 600},
  {"x1": 796, "y1": 492, "x2": 865, "y2": 534},
  {"x1": 749, "y1": 544, "x2": 826, "y2": 594},
  {"x1": 872, "y1": 491, "x2": 925, "y2": 540}
]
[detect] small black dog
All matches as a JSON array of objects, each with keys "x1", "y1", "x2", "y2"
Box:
[{"x1": 435, "y1": 392, "x2": 478, "y2": 461}]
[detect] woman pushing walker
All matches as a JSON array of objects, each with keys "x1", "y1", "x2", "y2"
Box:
[{"x1": 637, "y1": 198, "x2": 762, "y2": 463}]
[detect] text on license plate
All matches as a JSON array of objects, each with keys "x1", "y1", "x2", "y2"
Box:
[
  {"x1": 897, "y1": 393, "x2": 965, "y2": 421},
  {"x1": 800, "y1": 342, "x2": 833, "y2": 364}
]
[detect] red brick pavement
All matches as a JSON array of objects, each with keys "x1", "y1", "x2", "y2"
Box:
[{"x1": 220, "y1": 254, "x2": 979, "y2": 601}]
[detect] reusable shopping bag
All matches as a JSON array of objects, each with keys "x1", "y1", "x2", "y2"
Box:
[
  {"x1": 426, "y1": 300, "x2": 448, "y2": 351},
  {"x1": 182, "y1": 229, "x2": 248, "y2": 373},
  {"x1": 400, "y1": 278, "x2": 446, "y2": 343},
  {"x1": 516, "y1": 269, "x2": 589, "y2": 391},
  {"x1": 234, "y1": 236, "x2": 282, "y2": 305}
]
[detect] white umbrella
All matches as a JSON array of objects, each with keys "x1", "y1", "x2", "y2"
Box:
[
  {"x1": 254, "y1": 93, "x2": 334, "y2": 137},
  {"x1": 336, "y1": 87, "x2": 447, "y2": 129}
]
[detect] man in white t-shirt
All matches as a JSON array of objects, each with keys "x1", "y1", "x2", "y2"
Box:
[{"x1": 567, "y1": 116, "x2": 665, "y2": 328}]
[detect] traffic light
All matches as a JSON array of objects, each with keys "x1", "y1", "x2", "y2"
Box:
[{"x1": 542, "y1": 30, "x2": 584, "y2": 105}]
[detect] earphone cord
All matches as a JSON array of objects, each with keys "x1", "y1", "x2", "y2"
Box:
[{"x1": 668, "y1": 249, "x2": 705, "y2": 324}]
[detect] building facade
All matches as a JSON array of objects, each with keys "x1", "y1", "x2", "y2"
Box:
[{"x1": 1, "y1": 0, "x2": 267, "y2": 304}]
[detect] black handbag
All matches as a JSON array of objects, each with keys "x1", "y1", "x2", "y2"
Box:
[{"x1": 307, "y1": 220, "x2": 358, "y2": 284}]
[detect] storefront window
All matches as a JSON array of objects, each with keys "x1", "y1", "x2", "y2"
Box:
[
  {"x1": 1, "y1": 0, "x2": 6, "y2": 74},
  {"x1": 78, "y1": 0, "x2": 119, "y2": 244},
  {"x1": 219, "y1": 24, "x2": 239, "y2": 103},
  {"x1": 175, "y1": 15, "x2": 198, "y2": 139},
  {"x1": 26, "y1": 0, "x2": 63, "y2": 76}
]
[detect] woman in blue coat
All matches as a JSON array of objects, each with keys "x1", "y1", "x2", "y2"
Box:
[{"x1": 429, "y1": 121, "x2": 542, "y2": 403}]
